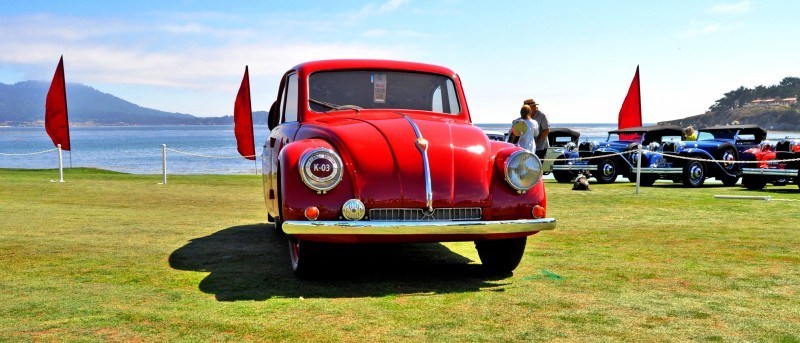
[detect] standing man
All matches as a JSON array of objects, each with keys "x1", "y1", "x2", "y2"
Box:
[{"x1": 524, "y1": 98, "x2": 550, "y2": 159}]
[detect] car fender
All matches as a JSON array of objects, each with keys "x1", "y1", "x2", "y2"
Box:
[{"x1": 278, "y1": 139, "x2": 356, "y2": 222}]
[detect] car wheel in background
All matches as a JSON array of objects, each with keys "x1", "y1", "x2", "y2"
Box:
[
  {"x1": 552, "y1": 158, "x2": 576, "y2": 183},
  {"x1": 594, "y1": 158, "x2": 618, "y2": 184},
  {"x1": 742, "y1": 175, "x2": 767, "y2": 190},
  {"x1": 718, "y1": 147, "x2": 739, "y2": 174},
  {"x1": 682, "y1": 160, "x2": 705, "y2": 187},
  {"x1": 638, "y1": 174, "x2": 657, "y2": 187},
  {"x1": 475, "y1": 237, "x2": 527, "y2": 275},
  {"x1": 721, "y1": 175, "x2": 740, "y2": 186}
]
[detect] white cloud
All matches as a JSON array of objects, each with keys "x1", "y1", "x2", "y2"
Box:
[
  {"x1": 378, "y1": 0, "x2": 410, "y2": 14},
  {"x1": 709, "y1": 0, "x2": 751, "y2": 14},
  {"x1": 685, "y1": 23, "x2": 723, "y2": 37}
]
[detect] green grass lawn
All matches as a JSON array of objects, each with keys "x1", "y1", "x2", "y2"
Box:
[{"x1": 1, "y1": 168, "x2": 799, "y2": 341}]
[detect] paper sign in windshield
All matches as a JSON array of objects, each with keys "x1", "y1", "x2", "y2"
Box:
[{"x1": 373, "y1": 73, "x2": 386, "y2": 103}]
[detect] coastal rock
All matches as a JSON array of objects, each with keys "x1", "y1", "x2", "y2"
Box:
[{"x1": 657, "y1": 107, "x2": 800, "y2": 131}]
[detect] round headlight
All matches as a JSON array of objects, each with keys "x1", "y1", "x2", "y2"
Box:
[
  {"x1": 504, "y1": 150, "x2": 542, "y2": 192},
  {"x1": 648, "y1": 142, "x2": 660, "y2": 152},
  {"x1": 299, "y1": 148, "x2": 343, "y2": 193}
]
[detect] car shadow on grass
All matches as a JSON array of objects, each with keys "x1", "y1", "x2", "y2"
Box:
[{"x1": 168, "y1": 224, "x2": 509, "y2": 301}]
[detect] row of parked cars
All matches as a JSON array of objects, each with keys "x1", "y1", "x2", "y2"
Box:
[{"x1": 488, "y1": 124, "x2": 800, "y2": 190}]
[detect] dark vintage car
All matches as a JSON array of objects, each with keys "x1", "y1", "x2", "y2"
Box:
[
  {"x1": 550, "y1": 125, "x2": 682, "y2": 184},
  {"x1": 640, "y1": 125, "x2": 766, "y2": 187},
  {"x1": 541, "y1": 128, "x2": 581, "y2": 175},
  {"x1": 741, "y1": 138, "x2": 800, "y2": 190},
  {"x1": 482, "y1": 130, "x2": 507, "y2": 142},
  {"x1": 261, "y1": 59, "x2": 556, "y2": 277}
]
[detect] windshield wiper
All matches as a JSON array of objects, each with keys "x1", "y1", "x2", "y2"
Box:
[{"x1": 308, "y1": 98, "x2": 362, "y2": 114}]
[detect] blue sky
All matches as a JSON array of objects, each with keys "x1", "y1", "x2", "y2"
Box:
[{"x1": 1, "y1": 0, "x2": 798, "y2": 123}]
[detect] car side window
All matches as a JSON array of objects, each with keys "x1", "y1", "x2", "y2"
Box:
[
  {"x1": 430, "y1": 79, "x2": 460, "y2": 114},
  {"x1": 283, "y1": 73, "x2": 298, "y2": 123}
]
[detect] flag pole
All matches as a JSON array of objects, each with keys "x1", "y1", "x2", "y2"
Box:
[{"x1": 57, "y1": 144, "x2": 64, "y2": 182}]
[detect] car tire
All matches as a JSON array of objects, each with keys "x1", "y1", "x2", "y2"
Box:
[
  {"x1": 742, "y1": 175, "x2": 766, "y2": 190},
  {"x1": 594, "y1": 158, "x2": 618, "y2": 184},
  {"x1": 288, "y1": 237, "x2": 319, "y2": 279},
  {"x1": 682, "y1": 160, "x2": 705, "y2": 187},
  {"x1": 721, "y1": 175, "x2": 740, "y2": 187},
  {"x1": 552, "y1": 158, "x2": 576, "y2": 183},
  {"x1": 475, "y1": 237, "x2": 527, "y2": 275},
  {"x1": 639, "y1": 174, "x2": 657, "y2": 187}
]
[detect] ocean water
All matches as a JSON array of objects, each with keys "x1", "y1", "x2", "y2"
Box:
[{"x1": 2, "y1": 124, "x2": 798, "y2": 174}]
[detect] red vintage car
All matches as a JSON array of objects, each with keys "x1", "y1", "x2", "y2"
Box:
[{"x1": 261, "y1": 60, "x2": 555, "y2": 277}]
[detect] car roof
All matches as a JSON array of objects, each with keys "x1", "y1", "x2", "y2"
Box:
[
  {"x1": 293, "y1": 59, "x2": 457, "y2": 77},
  {"x1": 699, "y1": 125, "x2": 767, "y2": 140},
  {"x1": 608, "y1": 125, "x2": 683, "y2": 135},
  {"x1": 549, "y1": 127, "x2": 580, "y2": 138}
]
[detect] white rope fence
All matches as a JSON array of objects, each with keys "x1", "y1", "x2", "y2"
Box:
[
  {"x1": 160, "y1": 144, "x2": 258, "y2": 184},
  {"x1": 0, "y1": 148, "x2": 58, "y2": 156},
  {"x1": 165, "y1": 147, "x2": 257, "y2": 159}
]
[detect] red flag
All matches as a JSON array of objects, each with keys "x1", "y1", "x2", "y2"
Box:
[
  {"x1": 618, "y1": 66, "x2": 642, "y2": 141},
  {"x1": 45, "y1": 56, "x2": 71, "y2": 150},
  {"x1": 234, "y1": 66, "x2": 255, "y2": 160}
]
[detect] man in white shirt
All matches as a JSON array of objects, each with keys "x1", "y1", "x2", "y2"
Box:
[{"x1": 524, "y1": 98, "x2": 550, "y2": 159}]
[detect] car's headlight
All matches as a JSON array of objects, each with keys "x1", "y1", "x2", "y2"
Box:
[
  {"x1": 648, "y1": 142, "x2": 660, "y2": 152},
  {"x1": 299, "y1": 148, "x2": 343, "y2": 193},
  {"x1": 564, "y1": 142, "x2": 576, "y2": 152},
  {"x1": 504, "y1": 150, "x2": 542, "y2": 193}
]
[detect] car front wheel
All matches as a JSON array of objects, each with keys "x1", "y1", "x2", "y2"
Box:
[
  {"x1": 594, "y1": 158, "x2": 618, "y2": 184},
  {"x1": 552, "y1": 158, "x2": 576, "y2": 183},
  {"x1": 475, "y1": 237, "x2": 527, "y2": 275},
  {"x1": 742, "y1": 175, "x2": 766, "y2": 190},
  {"x1": 682, "y1": 160, "x2": 706, "y2": 187},
  {"x1": 288, "y1": 238, "x2": 319, "y2": 279}
]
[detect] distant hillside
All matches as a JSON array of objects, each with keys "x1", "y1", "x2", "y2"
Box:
[
  {"x1": 658, "y1": 77, "x2": 800, "y2": 130},
  {"x1": 0, "y1": 81, "x2": 266, "y2": 126},
  {"x1": 657, "y1": 107, "x2": 800, "y2": 130}
]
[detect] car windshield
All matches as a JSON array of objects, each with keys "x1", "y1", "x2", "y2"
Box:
[
  {"x1": 308, "y1": 70, "x2": 461, "y2": 115},
  {"x1": 698, "y1": 130, "x2": 735, "y2": 141}
]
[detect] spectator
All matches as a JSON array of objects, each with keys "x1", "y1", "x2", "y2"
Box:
[
  {"x1": 508, "y1": 104, "x2": 539, "y2": 152},
  {"x1": 683, "y1": 126, "x2": 697, "y2": 141},
  {"x1": 524, "y1": 98, "x2": 551, "y2": 159}
]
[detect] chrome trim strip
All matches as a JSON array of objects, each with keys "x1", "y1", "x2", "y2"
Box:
[
  {"x1": 638, "y1": 167, "x2": 683, "y2": 174},
  {"x1": 551, "y1": 164, "x2": 598, "y2": 171},
  {"x1": 283, "y1": 218, "x2": 556, "y2": 235},
  {"x1": 403, "y1": 115, "x2": 433, "y2": 212},
  {"x1": 742, "y1": 168, "x2": 798, "y2": 177}
]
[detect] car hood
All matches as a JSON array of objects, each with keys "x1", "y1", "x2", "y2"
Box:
[{"x1": 299, "y1": 112, "x2": 492, "y2": 209}]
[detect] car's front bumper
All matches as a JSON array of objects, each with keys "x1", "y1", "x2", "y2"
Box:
[
  {"x1": 742, "y1": 168, "x2": 799, "y2": 177},
  {"x1": 637, "y1": 167, "x2": 683, "y2": 174},
  {"x1": 283, "y1": 218, "x2": 556, "y2": 236},
  {"x1": 551, "y1": 164, "x2": 597, "y2": 171}
]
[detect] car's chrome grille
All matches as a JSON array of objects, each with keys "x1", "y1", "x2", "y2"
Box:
[
  {"x1": 578, "y1": 142, "x2": 593, "y2": 152},
  {"x1": 369, "y1": 208, "x2": 482, "y2": 221}
]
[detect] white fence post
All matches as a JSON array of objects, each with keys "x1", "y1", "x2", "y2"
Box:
[
  {"x1": 57, "y1": 144, "x2": 64, "y2": 183},
  {"x1": 635, "y1": 144, "x2": 642, "y2": 194},
  {"x1": 162, "y1": 144, "x2": 167, "y2": 185}
]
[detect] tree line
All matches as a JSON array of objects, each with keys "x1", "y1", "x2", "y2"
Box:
[{"x1": 710, "y1": 77, "x2": 800, "y2": 111}]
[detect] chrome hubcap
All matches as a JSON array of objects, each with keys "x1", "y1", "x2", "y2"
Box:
[
  {"x1": 690, "y1": 164, "x2": 703, "y2": 180},
  {"x1": 722, "y1": 151, "x2": 735, "y2": 170},
  {"x1": 603, "y1": 163, "x2": 615, "y2": 177}
]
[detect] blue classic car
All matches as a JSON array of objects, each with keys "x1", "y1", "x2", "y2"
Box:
[
  {"x1": 551, "y1": 125, "x2": 683, "y2": 183},
  {"x1": 637, "y1": 125, "x2": 767, "y2": 187}
]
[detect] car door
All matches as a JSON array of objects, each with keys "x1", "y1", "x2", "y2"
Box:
[{"x1": 263, "y1": 72, "x2": 301, "y2": 216}]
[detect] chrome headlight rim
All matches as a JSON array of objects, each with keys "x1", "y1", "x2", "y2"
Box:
[
  {"x1": 648, "y1": 142, "x2": 661, "y2": 152},
  {"x1": 504, "y1": 150, "x2": 543, "y2": 192},
  {"x1": 299, "y1": 148, "x2": 344, "y2": 193}
]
